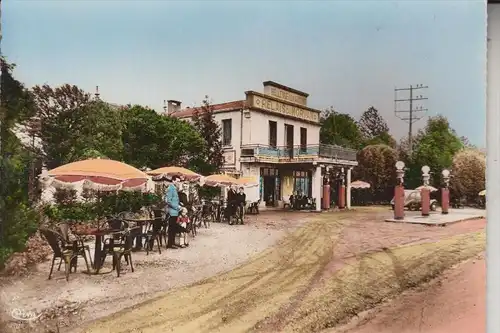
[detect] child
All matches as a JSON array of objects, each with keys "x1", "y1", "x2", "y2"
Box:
[{"x1": 175, "y1": 207, "x2": 190, "y2": 248}]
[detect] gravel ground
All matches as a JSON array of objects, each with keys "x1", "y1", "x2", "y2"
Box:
[{"x1": 0, "y1": 212, "x2": 312, "y2": 333}]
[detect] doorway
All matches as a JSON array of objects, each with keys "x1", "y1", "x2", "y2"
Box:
[
  {"x1": 285, "y1": 124, "x2": 294, "y2": 158},
  {"x1": 261, "y1": 167, "x2": 279, "y2": 206}
]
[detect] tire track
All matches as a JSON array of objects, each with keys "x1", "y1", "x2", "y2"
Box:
[{"x1": 80, "y1": 214, "x2": 349, "y2": 333}]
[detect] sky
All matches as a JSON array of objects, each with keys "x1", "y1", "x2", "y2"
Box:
[{"x1": 3, "y1": 0, "x2": 486, "y2": 146}]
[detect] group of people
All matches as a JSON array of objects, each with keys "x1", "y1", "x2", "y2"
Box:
[
  {"x1": 225, "y1": 185, "x2": 246, "y2": 223},
  {"x1": 164, "y1": 175, "x2": 191, "y2": 249},
  {"x1": 289, "y1": 191, "x2": 314, "y2": 210},
  {"x1": 163, "y1": 177, "x2": 248, "y2": 249}
]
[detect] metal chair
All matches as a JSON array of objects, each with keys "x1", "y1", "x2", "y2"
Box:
[
  {"x1": 59, "y1": 223, "x2": 94, "y2": 270},
  {"x1": 39, "y1": 228, "x2": 91, "y2": 281},
  {"x1": 111, "y1": 229, "x2": 135, "y2": 277}
]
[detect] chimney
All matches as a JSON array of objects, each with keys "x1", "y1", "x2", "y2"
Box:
[{"x1": 167, "y1": 100, "x2": 182, "y2": 114}]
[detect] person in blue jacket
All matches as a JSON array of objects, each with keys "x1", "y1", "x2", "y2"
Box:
[{"x1": 165, "y1": 175, "x2": 187, "y2": 249}]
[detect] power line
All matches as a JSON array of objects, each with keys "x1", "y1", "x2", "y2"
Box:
[{"x1": 394, "y1": 84, "x2": 428, "y2": 155}]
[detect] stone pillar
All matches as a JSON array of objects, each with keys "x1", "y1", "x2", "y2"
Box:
[
  {"x1": 394, "y1": 185, "x2": 405, "y2": 220},
  {"x1": 338, "y1": 168, "x2": 345, "y2": 209},
  {"x1": 441, "y1": 169, "x2": 451, "y2": 215},
  {"x1": 346, "y1": 167, "x2": 352, "y2": 209},
  {"x1": 394, "y1": 161, "x2": 406, "y2": 220},
  {"x1": 421, "y1": 166, "x2": 431, "y2": 217},
  {"x1": 312, "y1": 165, "x2": 322, "y2": 211},
  {"x1": 322, "y1": 184, "x2": 331, "y2": 210},
  {"x1": 421, "y1": 188, "x2": 430, "y2": 216},
  {"x1": 441, "y1": 188, "x2": 449, "y2": 214}
]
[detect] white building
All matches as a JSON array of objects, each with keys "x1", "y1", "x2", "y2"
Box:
[{"x1": 169, "y1": 81, "x2": 358, "y2": 211}]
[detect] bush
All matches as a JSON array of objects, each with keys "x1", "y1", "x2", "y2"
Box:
[
  {"x1": 449, "y1": 148, "x2": 486, "y2": 205},
  {"x1": 0, "y1": 203, "x2": 40, "y2": 270}
]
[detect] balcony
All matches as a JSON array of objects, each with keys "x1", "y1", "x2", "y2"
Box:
[{"x1": 240, "y1": 144, "x2": 358, "y2": 165}]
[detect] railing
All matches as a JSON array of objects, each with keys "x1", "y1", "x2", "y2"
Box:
[{"x1": 240, "y1": 144, "x2": 357, "y2": 162}]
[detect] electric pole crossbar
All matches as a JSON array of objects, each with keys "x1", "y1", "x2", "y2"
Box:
[{"x1": 394, "y1": 84, "x2": 429, "y2": 155}]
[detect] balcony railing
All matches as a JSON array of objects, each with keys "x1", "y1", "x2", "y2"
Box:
[{"x1": 240, "y1": 144, "x2": 357, "y2": 163}]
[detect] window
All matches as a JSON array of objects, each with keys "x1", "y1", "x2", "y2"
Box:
[
  {"x1": 222, "y1": 119, "x2": 232, "y2": 146},
  {"x1": 269, "y1": 121, "x2": 277, "y2": 148},
  {"x1": 300, "y1": 127, "x2": 307, "y2": 151}
]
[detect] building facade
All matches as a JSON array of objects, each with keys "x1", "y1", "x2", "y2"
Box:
[{"x1": 169, "y1": 81, "x2": 358, "y2": 211}]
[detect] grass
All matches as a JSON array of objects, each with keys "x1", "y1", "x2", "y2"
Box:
[{"x1": 283, "y1": 230, "x2": 485, "y2": 332}]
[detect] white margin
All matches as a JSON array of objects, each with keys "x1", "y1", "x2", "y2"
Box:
[{"x1": 487, "y1": 3, "x2": 500, "y2": 333}]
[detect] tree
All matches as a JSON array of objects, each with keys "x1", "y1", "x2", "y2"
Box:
[
  {"x1": 354, "y1": 144, "x2": 398, "y2": 201},
  {"x1": 191, "y1": 96, "x2": 224, "y2": 175},
  {"x1": 460, "y1": 136, "x2": 476, "y2": 149},
  {"x1": 407, "y1": 115, "x2": 463, "y2": 188},
  {"x1": 449, "y1": 148, "x2": 485, "y2": 204},
  {"x1": 358, "y1": 106, "x2": 395, "y2": 147},
  {"x1": 320, "y1": 108, "x2": 363, "y2": 149},
  {"x1": 0, "y1": 58, "x2": 39, "y2": 267},
  {"x1": 122, "y1": 105, "x2": 205, "y2": 170},
  {"x1": 29, "y1": 84, "x2": 123, "y2": 169}
]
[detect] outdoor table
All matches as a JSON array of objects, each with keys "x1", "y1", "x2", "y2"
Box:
[
  {"x1": 124, "y1": 218, "x2": 155, "y2": 251},
  {"x1": 73, "y1": 228, "x2": 121, "y2": 274}
]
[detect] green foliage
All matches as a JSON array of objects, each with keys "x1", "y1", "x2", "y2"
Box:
[
  {"x1": 354, "y1": 144, "x2": 398, "y2": 193},
  {"x1": 358, "y1": 106, "x2": 395, "y2": 147},
  {"x1": 449, "y1": 148, "x2": 486, "y2": 204},
  {"x1": 0, "y1": 58, "x2": 40, "y2": 268},
  {"x1": 29, "y1": 85, "x2": 123, "y2": 169},
  {"x1": 122, "y1": 105, "x2": 205, "y2": 170},
  {"x1": 320, "y1": 108, "x2": 363, "y2": 149},
  {"x1": 44, "y1": 189, "x2": 162, "y2": 224},
  {"x1": 191, "y1": 96, "x2": 224, "y2": 175},
  {"x1": 406, "y1": 116, "x2": 463, "y2": 188}
]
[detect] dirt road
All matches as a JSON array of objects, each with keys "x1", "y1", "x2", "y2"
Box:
[
  {"x1": 79, "y1": 211, "x2": 485, "y2": 333},
  {"x1": 337, "y1": 255, "x2": 485, "y2": 333}
]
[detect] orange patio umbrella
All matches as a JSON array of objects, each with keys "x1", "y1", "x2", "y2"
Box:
[
  {"x1": 236, "y1": 176, "x2": 259, "y2": 188},
  {"x1": 203, "y1": 174, "x2": 239, "y2": 187},
  {"x1": 147, "y1": 166, "x2": 201, "y2": 181},
  {"x1": 350, "y1": 180, "x2": 371, "y2": 189},
  {"x1": 415, "y1": 185, "x2": 438, "y2": 192},
  {"x1": 46, "y1": 158, "x2": 148, "y2": 191}
]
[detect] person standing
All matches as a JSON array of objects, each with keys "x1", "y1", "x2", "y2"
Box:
[
  {"x1": 237, "y1": 186, "x2": 246, "y2": 223},
  {"x1": 165, "y1": 175, "x2": 186, "y2": 249},
  {"x1": 225, "y1": 185, "x2": 238, "y2": 221}
]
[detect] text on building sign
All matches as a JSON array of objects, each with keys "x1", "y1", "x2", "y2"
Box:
[{"x1": 251, "y1": 95, "x2": 319, "y2": 122}]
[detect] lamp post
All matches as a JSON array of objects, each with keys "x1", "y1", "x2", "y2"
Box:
[
  {"x1": 421, "y1": 165, "x2": 431, "y2": 217},
  {"x1": 441, "y1": 169, "x2": 450, "y2": 215},
  {"x1": 394, "y1": 161, "x2": 405, "y2": 220}
]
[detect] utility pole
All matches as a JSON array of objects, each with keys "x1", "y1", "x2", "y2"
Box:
[{"x1": 394, "y1": 84, "x2": 429, "y2": 155}]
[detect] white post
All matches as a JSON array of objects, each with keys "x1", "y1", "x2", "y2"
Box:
[
  {"x1": 487, "y1": 5, "x2": 500, "y2": 333},
  {"x1": 346, "y1": 167, "x2": 352, "y2": 209},
  {"x1": 313, "y1": 165, "x2": 322, "y2": 211}
]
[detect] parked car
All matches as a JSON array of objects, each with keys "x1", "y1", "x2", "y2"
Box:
[{"x1": 391, "y1": 189, "x2": 437, "y2": 211}]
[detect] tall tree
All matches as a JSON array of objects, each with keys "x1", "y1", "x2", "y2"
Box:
[
  {"x1": 29, "y1": 84, "x2": 123, "y2": 169},
  {"x1": 0, "y1": 58, "x2": 39, "y2": 267},
  {"x1": 354, "y1": 144, "x2": 398, "y2": 198},
  {"x1": 407, "y1": 115, "x2": 463, "y2": 188},
  {"x1": 358, "y1": 106, "x2": 395, "y2": 147},
  {"x1": 122, "y1": 105, "x2": 205, "y2": 170},
  {"x1": 358, "y1": 106, "x2": 389, "y2": 138},
  {"x1": 320, "y1": 107, "x2": 363, "y2": 149},
  {"x1": 191, "y1": 96, "x2": 224, "y2": 175}
]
